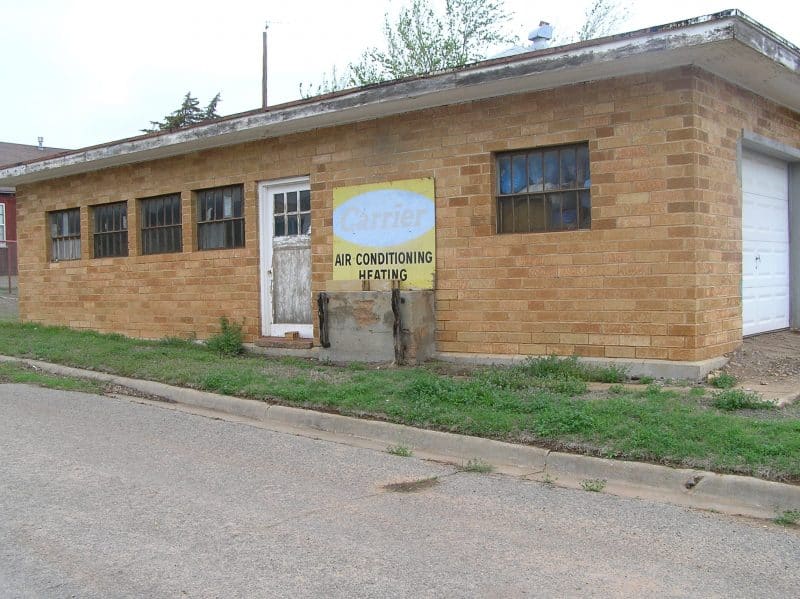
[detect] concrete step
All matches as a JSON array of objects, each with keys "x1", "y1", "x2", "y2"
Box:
[{"x1": 254, "y1": 336, "x2": 314, "y2": 350}]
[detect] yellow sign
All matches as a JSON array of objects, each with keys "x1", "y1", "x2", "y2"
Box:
[{"x1": 332, "y1": 178, "x2": 435, "y2": 289}]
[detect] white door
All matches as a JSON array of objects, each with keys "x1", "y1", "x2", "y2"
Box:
[
  {"x1": 259, "y1": 177, "x2": 312, "y2": 338},
  {"x1": 742, "y1": 150, "x2": 790, "y2": 336}
]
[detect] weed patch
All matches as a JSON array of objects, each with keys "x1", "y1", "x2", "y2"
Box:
[
  {"x1": 580, "y1": 478, "x2": 607, "y2": 492},
  {"x1": 712, "y1": 389, "x2": 775, "y2": 412},
  {"x1": 386, "y1": 444, "x2": 413, "y2": 457},
  {"x1": 710, "y1": 372, "x2": 737, "y2": 389},
  {"x1": 463, "y1": 459, "x2": 493, "y2": 473},
  {"x1": 774, "y1": 510, "x2": 800, "y2": 527},
  {"x1": 206, "y1": 318, "x2": 244, "y2": 356}
]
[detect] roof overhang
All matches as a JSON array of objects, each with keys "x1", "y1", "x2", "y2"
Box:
[{"x1": 2, "y1": 10, "x2": 799, "y2": 187}]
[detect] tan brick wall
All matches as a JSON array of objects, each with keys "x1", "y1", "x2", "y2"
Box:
[
  {"x1": 688, "y1": 70, "x2": 800, "y2": 360},
  {"x1": 16, "y1": 66, "x2": 800, "y2": 360}
]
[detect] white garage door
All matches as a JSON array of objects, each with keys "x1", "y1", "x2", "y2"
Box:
[{"x1": 742, "y1": 149, "x2": 790, "y2": 336}]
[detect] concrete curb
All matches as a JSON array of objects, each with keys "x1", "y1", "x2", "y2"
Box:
[{"x1": 4, "y1": 355, "x2": 799, "y2": 521}]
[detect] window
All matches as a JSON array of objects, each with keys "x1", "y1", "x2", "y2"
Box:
[
  {"x1": 273, "y1": 188, "x2": 311, "y2": 237},
  {"x1": 0, "y1": 203, "x2": 5, "y2": 241},
  {"x1": 197, "y1": 185, "x2": 244, "y2": 250},
  {"x1": 496, "y1": 143, "x2": 591, "y2": 234},
  {"x1": 50, "y1": 208, "x2": 81, "y2": 261},
  {"x1": 141, "y1": 193, "x2": 182, "y2": 255},
  {"x1": 93, "y1": 202, "x2": 128, "y2": 258}
]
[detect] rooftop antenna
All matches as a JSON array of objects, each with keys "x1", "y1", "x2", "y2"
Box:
[{"x1": 262, "y1": 21, "x2": 269, "y2": 109}]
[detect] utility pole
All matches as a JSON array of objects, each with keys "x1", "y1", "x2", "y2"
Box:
[{"x1": 262, "y1": 22, "x2": 269, "y2": 109}]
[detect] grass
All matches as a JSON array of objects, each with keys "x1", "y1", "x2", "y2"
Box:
[
  {"x1": 462, "y1": 459, "x2": 493, "y2": 473},
  {"x1": 0, "y1": 322, "x2": 799, "y2": 482},
  {"x1": 580, "y1": 478, "x2": 607, "y2": 492},
  {"x1": 773, "y1": 510, "x2": 800, "y2": 527},
  {"x1": 0, "y1": 362, "x2": 104, "y2": 394},
  {"x1": 712, "y1": 389, "x2": 776, "y2": 412},
  {"x1": 386, "y1": 444, "x2": 413, "y2": 457},
  {"x1": 710, "y1": 372, "x2": 737, "y2": 389}
]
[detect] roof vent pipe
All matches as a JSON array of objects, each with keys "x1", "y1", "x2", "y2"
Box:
[
  {"x1": 37, "y1": 136, "x2": 44, "y2": 151},
  {"x1": 529, "y1": 21, "x2": 553, "y2": 50}
]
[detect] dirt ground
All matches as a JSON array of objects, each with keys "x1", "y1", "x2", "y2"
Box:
[{"x1": 721, "y1": 330, "x2": 800, "y2": 404}]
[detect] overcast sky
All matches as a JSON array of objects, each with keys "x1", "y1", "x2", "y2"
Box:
[{"x1": 2, "y1": 0, "x2": 797, "y2": 150}]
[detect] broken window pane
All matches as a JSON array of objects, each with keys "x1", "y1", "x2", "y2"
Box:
[
  {"x1": 560, "y1": 147, "x2": 577, "y2": 189},
  {"x1": 528, "y1": 151, "x2": 543, "y2": 192},
  {"x1": 544, "y1": 150, "x2": 559, "y2": 191}
]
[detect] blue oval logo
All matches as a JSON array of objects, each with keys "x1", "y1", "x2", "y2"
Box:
[{"x1": 334, "y1": 190, "x2": 435, "y2": 247}]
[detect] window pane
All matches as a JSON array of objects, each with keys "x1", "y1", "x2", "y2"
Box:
[
  {"x1": 577, "y1": 145, "x2": 590, "y2": 189},
  {"x1": 223, "y1": 188, "x2": 233, "y2": 218},
  {"x1": 201, "y1": 193, "x2": 211, "y2": 221},
  {"x1": 214, "y1": 189, "x2": 223, "y2": 221},
  {"x1": 274, "y1": 215, "x2": 285, "y2": 237},
  {"x1": 300, "y1": 213, "x2": 311, "y2": 235},
  {"x1": 499, "y1": 198, "x2": 513, "y2": 233},
  {"x1": 288, "y1": 213, "x2": 298, "y2": 235},
  {"x1": 225, "y1": 220, "x2": 233, "y2": 246},
  {"x1": 172, "y1": 196, "x2": 182, "y2": 224},
  {"x1": 299, "y1": 189, "x2": 311, "y2": 212},
  {"x1": 287, "y1": 191, "x2": 298, "y2": 213},
  {"x1": 529, "y1": 196, "x2": 546, "y2": 231},
  {"x1": 234, "y1": 220, "x2": 244, "y2": 247},
  {"x1": 580, "y1": 190, "x2": 591, "y2": 229},
  {"x1": 562, "y1": 191, "x2": 578, "y2": 229},
  {"x1": 511, "y1": 155, "x2": 527, "y2": 193},
  {"x1": 274, "y1": 193, "x2": 284, "y2": 215},
  {"x1": 70, "y1": 210, "x2": 79, "y2": 235},
  {"x1": 513, "y1": 197, "x2": 529, "y2": 233},
  {"x1": 560, "y1": 148, "x2": 577, "y2": 189},
  {"x1": 547, "y1": 194, "x2": 562, "y2": 230},
  {"x1": 233, "y1": 185, "x2": 243, "y2": 218},
  {"x1": 498, "y1": 156, "x2": 511, "y2": 194},
  {"x1": 199, "y1": 222, "x2": 224, "y2": 249},
  {"x1": 544, "y1": 150, "x2": 559, "y2": 191},
  {"x1": 528, "y1": 152, "x2": 543, "y2": 192}
]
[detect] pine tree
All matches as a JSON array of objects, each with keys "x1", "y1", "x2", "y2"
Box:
[{"x1": 142, "y1": 92, "x2": 222, "y2": 133}]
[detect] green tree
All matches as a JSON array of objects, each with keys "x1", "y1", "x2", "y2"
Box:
[
  {"x1": 301, "y1": 0, "x2": 630, "y2": 98},
  {"x1": 301, "y1": 0, "x2": 514, "y2": 97},
  {"x1": 142, "y1": 92, "x2": 222, "y2": 133}
]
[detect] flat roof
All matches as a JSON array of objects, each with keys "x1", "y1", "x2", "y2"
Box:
[{"x1": 1, "y1": 10, "x2": 798, "y2": 187}]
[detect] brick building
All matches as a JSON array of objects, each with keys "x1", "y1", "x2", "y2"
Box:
[{"x1": 0, "y1": 11, "x2": 798, "y2": 375}]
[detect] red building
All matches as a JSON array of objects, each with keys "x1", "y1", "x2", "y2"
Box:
[{"x1": 0, "y1": 141, "x2": 68, "y2": 276}]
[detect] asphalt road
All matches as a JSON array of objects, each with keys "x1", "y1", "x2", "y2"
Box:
[{"x1": 1, "y1": 384, "x2": 798, "y2": 598}]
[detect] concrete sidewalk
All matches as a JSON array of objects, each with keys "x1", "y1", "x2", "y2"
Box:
[
  {"x1": 2, "y1": 354, "x2": 799, "y2": 522},
  {"x1": 0, "y1": 288, "x2": 17, "y2": 321}
]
